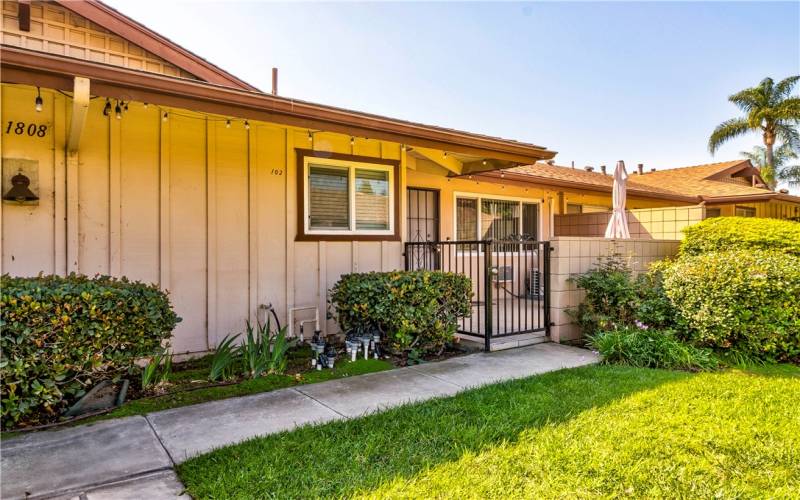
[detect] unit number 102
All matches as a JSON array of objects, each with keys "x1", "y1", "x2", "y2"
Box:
[{"x1": 6, "y1": 121, "x2": 48, "y2": 137}]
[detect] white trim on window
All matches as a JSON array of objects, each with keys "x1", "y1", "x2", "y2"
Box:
[{"x1": 303, "y1": 156, "x2": 395, "y2": 236}]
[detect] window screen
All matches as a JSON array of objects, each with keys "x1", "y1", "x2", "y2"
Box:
[
  {"x1": 308, "y1": 165, "x2": 349, "y2": 229},
  {"x1": 355, "y1": 169, "x2": 389, "y2": 230},
  {"x1": 481, "y1": 199, "x2": 520, "y2": 240},
  {"x1": 456, "y1": 198, "x2": 478, "y2": 240}
]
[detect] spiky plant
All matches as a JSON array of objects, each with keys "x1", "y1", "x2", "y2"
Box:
[
  {"x1": 740, "y1": 143, "x2": 800, "y2": 189},
  {"x1": 709, "y1": 76, "x2": 800, "y2": 188}
]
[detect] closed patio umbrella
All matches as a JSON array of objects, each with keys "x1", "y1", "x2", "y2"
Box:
[{"x1": 604, "y1": 160, "x2": 631, "y2": 239}]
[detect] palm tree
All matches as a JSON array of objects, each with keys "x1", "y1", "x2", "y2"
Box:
[
  {"x1": 709, "y1": 76, "x2": 800, "y2": 188},
  {"x1": 740, "y1": 143, "x2": 800, "y2": 189}
]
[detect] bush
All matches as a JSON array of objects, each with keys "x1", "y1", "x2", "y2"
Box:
[
  {"x1": 330, "y1": 271, "x2": 472, "y2": 352},
  {"x1": 662, "y1": 249, "x2": 800, "y2": 362},
  {"x1": 569, "y1": 254, "x2": 639, "y2": 335},
  {"x1": 568, "y1": 254, "x2": 675, "y2": 335},
  {"x1": 0, "y1": 274, "x2": 180, "y2": 429},
  {"x1": 587, "y1": 326, "x2": 718, "y2": 371},
  {"x1": 681, "y1": 217, "x2": 800, "y2": 256}
]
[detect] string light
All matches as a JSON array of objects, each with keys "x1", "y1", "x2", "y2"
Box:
[
  {"x1": 244, "y1": 120, "x2": 250, "y2": 130},
  {"x1": 162, "y1": 112, "x2": 168, "y2": 122},
  {"x1": 103, "y1": 99, "x2": 111, "y2": 116},
  {"x1": 350, "y1": 136, "x2": 355, "y2": 146},
  {"x1": 123, "y1": 101, "x2": 129, "y2": 112},
  {"x1": 443, "y1": 151, "x2": 448, "y2": 158},
  {"x1": 115, "y1": 101, "x2": 122, "y2": 120},
  {"x1": 482, "y1": 160, "x2": 487, "y2": 166},
  {"x1": 308, "y1": 130, "x2": 313, "y2": 142},
  {"x1": 35, "y1": 87, "x2": 43, "y2": 112},
  {"x1": 143, "y1": 103, "x2": 149, "y2": 109},
  {"x1": 226, "y1": 119, "x2": 231, "y2": 129}
]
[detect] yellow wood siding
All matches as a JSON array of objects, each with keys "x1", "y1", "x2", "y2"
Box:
[{"x1": 1, "y1": 83, "x2": 410, "y2": 353}]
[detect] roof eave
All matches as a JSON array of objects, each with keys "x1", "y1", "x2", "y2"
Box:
[{"x1": 1, "y1": 45, "x2": 555, "y2": 164}]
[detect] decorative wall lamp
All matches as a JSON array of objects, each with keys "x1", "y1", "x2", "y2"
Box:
[{"x1": 3, "y1": 171, "x2": 39, "y2": 204}]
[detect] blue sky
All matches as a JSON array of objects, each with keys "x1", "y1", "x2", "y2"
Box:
[{"x1": 107, "y1": 1, "x2": 800, "y2": 190}]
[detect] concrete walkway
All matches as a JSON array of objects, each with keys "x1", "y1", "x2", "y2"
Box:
[{"x1": 2, "y1": 343, "x2": 598, "y2": 499}]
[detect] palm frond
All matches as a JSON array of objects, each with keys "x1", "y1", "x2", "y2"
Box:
[
  {"x1": 773, "y1": 97, "x2": 800, "y2": 121},
  {"x1": 708, "y1": 117, "x2": 753, "y2": 154},
  {"x1": 776, "y1": 123, "x2": 800, "y2": 151},
  {"x1": 775, "y1": 75, "x2": 800, "y2": 100},
  {"x1": 728, "y1": 87, "x2": 763, "y2": 113},
  {"x1": 777, "y1": 164, "x2": 800, "y2": 187}
]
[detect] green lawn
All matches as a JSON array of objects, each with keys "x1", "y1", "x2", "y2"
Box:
[{"x1": 179, "y1": 364, "x2": 800, "y2": 499}]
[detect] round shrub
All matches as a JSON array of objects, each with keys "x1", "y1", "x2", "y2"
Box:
[
  {"x1": 330, "y1": 271, "x2": 472, "y2": 352},
  {"x1": 662, "y1": 249, "x2": 800, "y2": 361},
  {"x1": 1, "y1": 274, "x2": 180, "y2": 429},
  {"x1": 681, "y1": 216, "x2": 800, "y2": 256}
]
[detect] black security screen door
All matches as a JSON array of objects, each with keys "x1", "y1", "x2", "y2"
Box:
[{"x1": 407, "y1": 188, "x2": 440, "y2": 269}]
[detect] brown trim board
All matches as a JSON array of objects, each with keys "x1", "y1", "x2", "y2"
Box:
[{"x1": 295, "y1": 149, "x2": 402, "y2": 242}]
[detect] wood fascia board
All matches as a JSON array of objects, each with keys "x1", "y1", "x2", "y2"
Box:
[
  {"x1": 66, "y1": 76, "x2": 90, "y2": 153},
  {"x1": 412, "y1": 147, "x2": 463, "y2": 175},
  {"x1": 1, "y1": 47, "x2": 556, "y2": 163},
  {"x1": 53, "y1": 0, "x2": 258, "y2": 91}
]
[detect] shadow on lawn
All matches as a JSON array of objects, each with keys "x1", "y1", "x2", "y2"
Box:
[{"x1": 178, "y1": 365, "x2": 693, "y2": 499}]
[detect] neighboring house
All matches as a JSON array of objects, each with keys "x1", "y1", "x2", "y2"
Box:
[
  {"x1": 1, "y1": 1, "x2": 797, "y2": 352},
  {"x1": 495, "y1": 160, "x2": 800, "y2": 239}
]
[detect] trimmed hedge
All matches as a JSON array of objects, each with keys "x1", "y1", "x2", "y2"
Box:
[
  {"x1": 662, "y1": 249, "x2": 800, "y2": 361},
  {"x1": 1, "y1": 274, "x2": 180, "y2": 429},
  {"x1": 681, "y1": 217, "x2": 800, "y2": 256},
  {"x1": 330, "y1": 271, "x2": 472, "y2": 352}
]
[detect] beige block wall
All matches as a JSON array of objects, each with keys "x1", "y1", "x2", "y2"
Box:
[
  {"x1": 548, "y1": 237, "x2": 680, "y2": 343},
  {"x1": 554, "y1": 205, "x2": 705, "y2": 239}
]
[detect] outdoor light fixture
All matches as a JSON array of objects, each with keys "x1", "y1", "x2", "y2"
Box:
[
  {"x1": 350, "y1": 136, "x2": 355, "y2": 146},
  {"x1": 307, "y1": 130, "x2": 313, "y2": 141},
  {"x1": 35, "y1": 88, "x2": 43, "y2": 112},
  {"x1": 103, "y1": 99, "x2": 111, "y2": 116},
  {"x1": 3, "y1": 172, "x2": 38, "y2": 203},
  {"x1": 443, "y1": 151, "x2": 448, "y2": 158},
  {"x1": 226, "y1": 119, "x2": 231, "y2": 128},
  {"x1": 143, "y1": 103, "x2": 149, "y2": 109},
  {"x1": 162, "y1": 112, "x2": 168, "y2": 122},
  {"x1": 115, "y1": 101, "x2": 122, "y2": 120},
  {"x1": 244, "y1": 120, "x2": 250, "y2": 130}
]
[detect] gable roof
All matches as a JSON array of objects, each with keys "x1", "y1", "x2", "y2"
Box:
[
  {"x1": 499, "y1": 162, "x2": 698, "y2": 202},
  {"x1": 54, "y1": 0, "x2": 258, "y2": 91},
  {"x1": 632, "y1": 160, "x2": 772, "y2": 198},
  {"x1": 493, "y1": 160, "x2": 800, "y2": 205}
]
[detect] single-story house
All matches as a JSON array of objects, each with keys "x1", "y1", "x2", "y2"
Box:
[{"x1": 2, "y1": 0, "x2": 798, "y2": 353}]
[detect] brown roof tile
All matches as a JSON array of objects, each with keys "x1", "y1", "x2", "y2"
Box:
[{"x1": 502, "y1": 160, "x2": 800, "y2": 204}]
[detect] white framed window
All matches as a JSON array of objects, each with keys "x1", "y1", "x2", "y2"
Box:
[
  {"x1": 303, "y1": 156, "x2": 395, "y2": 236},
  {"x1": 454, "y1": 193, "x2": 542, "y2": 244}
]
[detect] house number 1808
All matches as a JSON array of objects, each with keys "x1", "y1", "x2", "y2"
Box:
[{"x1": 5, "y1": 121, "x2": 48, "y2": 137}]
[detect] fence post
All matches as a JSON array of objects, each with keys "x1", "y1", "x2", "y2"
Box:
[
  {"x1": 543, "y1": 242, "x2": 551, "y2": 338},
  {"x1": 483, "y1": 240, "x2": 493, "y2": 352}
]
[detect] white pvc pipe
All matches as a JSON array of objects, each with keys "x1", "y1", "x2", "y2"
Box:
[{"x1": 287, "y1": 305, "x2": 319, "y2": 339}]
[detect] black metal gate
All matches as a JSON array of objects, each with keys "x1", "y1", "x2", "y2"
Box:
[{"x1": 404, "y1": 239, "x2": 551, "y2": 351}]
